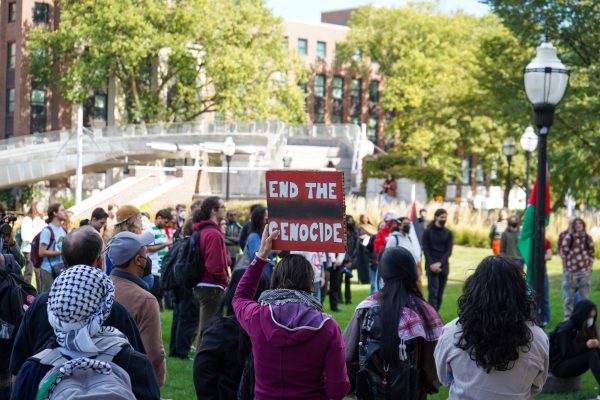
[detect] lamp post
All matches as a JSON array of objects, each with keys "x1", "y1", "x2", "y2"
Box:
[
  {"x1": 520, "y1": 126, "x2": 538, "y2": 202},
  {"x1": 502, "y1": 137, "x2": 516, "y2": 208},
  {"x1": 524, "y1": 41, "x2": 569, "y2": 317},
  {"x1": 223, "y1": 136, "x2": 236, "y2": 201}
]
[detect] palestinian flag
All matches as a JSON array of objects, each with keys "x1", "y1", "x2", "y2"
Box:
[
  {"x1": 409, "y1": 201, "x2": 424, "y2": 248},
  {"x1": 518, "y1": 179, "x2": 550, "y2": 286}
]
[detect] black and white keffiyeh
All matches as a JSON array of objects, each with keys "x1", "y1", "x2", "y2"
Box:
[
  {"x1": 259, "y1": 289, "x2": 323, "y2": 312},
  {"x1": 47, "y1": 265, "x2": 128, "y2": 353}
]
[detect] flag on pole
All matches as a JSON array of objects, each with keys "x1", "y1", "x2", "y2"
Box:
[{"x1": 518, "y1": 178, "x2": 550, "y2": 286}]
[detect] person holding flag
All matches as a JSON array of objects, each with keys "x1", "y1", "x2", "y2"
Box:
[{"x1": 386, "y1": 216, "x2": 423, "y2": 294}]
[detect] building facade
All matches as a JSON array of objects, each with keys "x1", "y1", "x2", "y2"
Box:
[{"x1": 283, "y1": 12, "x2": 385, "y2": 147}]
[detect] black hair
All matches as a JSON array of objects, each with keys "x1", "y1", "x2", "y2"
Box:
[
  {"x1": 219, "y1": 268, "x2": 269, "y2": 317},
  {"x1": 249, "y1": 206, "x2": 267, "y2": 234},
  {"x1": 427, "y1": 208, "x2": 447, "y2": 229},
  {"x1": 456, "y1": 256, "x2": 536, "y2": 373},
  {"x1": 271, "y1": 254, "x2": 314, "y2": 293},
  {"x1": 46, "y1": 203, "x2": 62, "y2": 224},
  {"x1": 91, "y1": 207, "x2": 109, "y2": 221},
  {"x1": 377, "y1": 247, "x2": 430, "y2": 365},
  {"x1": 155, "y1": 208, "x2": 173, "y2": 221},
  {"x1": 193, "y1": 196, "x2": 221, "y2": 222},
  {"x1": 249, "y1": 203, "x2": 262, "y2": 213},
  {"x1": 419, "y1": 209, "x2": 426, "y2": 214},
  {"x1": 62, "y1": 226, "x2": 104, "y2": 268}
]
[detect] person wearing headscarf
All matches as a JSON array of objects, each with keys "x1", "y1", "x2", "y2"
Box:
[
  {"x1": 11, "y1": 266, "x2": 160, "y2": 400},
  {"x1": 344, "y1": 247, "x2": 442, "y2": 399}
]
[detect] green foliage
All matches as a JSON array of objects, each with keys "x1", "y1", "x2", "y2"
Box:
[
  {"x1": 0, "y1": 189, "x2": 15, "y2": 210},
  {"x1": 481, "y1": 1, "x2": 600, "y2": 209},
  {"x1": 26, "y1": 0, "x2": 307, "y2": 124},
  {"x1": 361, "y1": 153, "x2": 445, "y2": 199},
  {"x1": 55, "y1": 195, "x2": 76, "y2": 210}
]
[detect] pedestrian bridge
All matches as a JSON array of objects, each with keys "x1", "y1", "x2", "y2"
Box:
[{"x1": 0, "y1": 120, "x2": 373, "y2": 194}]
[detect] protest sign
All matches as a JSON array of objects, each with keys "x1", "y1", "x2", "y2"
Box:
[{"x1": 266, "y1": 170, "x2": 346, "y2": 252}]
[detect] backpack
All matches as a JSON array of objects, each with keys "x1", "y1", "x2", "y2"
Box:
[
  {"x1": 0, "y1": 269, "x2": 36, "y2": 342},
  {"x1": 160, "y1": 239, "x2": 184, "y2": 291},
  {"x1": 173, "y1": 225, "x2": 218, "y2": 289},
  {"x1": 30, "y1": 227, "x2": 54, "y2": 269},
  {"x1": 33, "y1": 342, "x2": 135, "y2": 400},
  {"x1": 355, "y1": 306, "x2": 421, "y2": 400}
]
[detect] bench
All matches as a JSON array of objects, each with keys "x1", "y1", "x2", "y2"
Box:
[{"x1": 541, "y1": 373, "x2": 580, "y2": 393}]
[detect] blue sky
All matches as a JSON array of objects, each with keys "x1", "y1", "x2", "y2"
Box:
[{"x1": 265, "y1": 0, "x2": 490, "y2": 22}]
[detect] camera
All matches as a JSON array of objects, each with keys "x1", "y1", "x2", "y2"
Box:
[
  {"x1": 0, "y1": 213, "x2": 16, "y2": 224},
  {"x1": 0, "y1": 212, "x2": 16, "y2": 241}
]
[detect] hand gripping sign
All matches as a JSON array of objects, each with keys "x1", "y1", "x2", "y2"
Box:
[{"x1": 266, "y1": 170, "x2": 346, "y2": 252}]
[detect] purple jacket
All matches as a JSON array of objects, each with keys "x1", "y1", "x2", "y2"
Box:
[{"x1": 233, "y1": 256, "x2": 350, "y2": 400}]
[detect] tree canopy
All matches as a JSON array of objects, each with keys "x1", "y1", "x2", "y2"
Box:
[{"x1": 27, "y1": 0, "x2": 307, "y2": 124}]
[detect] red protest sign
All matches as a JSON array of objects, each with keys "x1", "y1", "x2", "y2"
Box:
[{"x1": 266, "y1": 170, "x2": 346, "y2": 252}]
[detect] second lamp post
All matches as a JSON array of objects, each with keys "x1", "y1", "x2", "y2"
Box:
[
  {"x1": 520, "y1": 126, "x2": 538, "y2": 202},
  {"x1": 223, "y1": 136, "x2": 236, "y2": 201},
  {"x1": 502, "y1": 137, "x2": 516, "y2": 208}
]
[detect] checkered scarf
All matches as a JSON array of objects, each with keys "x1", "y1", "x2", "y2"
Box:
[{"x1": 47, "y1": 265, "x2": 128, "y2": 353}]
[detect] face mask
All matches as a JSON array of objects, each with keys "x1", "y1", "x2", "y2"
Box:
[
  {"x1": 438, "y1": 220, "x2": 446, "y2": 227},
  {"x1": 143, "y1": 257, "x2": 153, "y2": 278},
  {"x1": 402, "y1": 225, "x2": 410, "y2": 234},
  {"x1": 179, "y1": 211, "x2": 187, "y2": 220},
  {"x1": 509, "y1": 221, "x2": 518, "y2": 228},
  {"x1": 588, "y1": 317, "x2": 595, "y2": 327}
]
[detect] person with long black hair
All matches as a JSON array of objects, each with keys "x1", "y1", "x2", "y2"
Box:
[
  {"x1": 422, "y1": 208, "x2": 453, "y2": 310},
  {"x1": 243, "y1": 206, "x2": 275, "y2": 279},
  {"x1": 549, "y1": 299, "x2": 600, "y2": 399},
  {"x1": 193, "y1": 267, "x2": 269, "y2": 400},
  {"x1": 434, "y1": 256, "x2": 548, "y2": 400},
  {"x1": 343, "y1": 247, "x2": 442, "y2": 399}
]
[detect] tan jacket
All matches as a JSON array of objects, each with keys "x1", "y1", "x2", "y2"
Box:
[{"x1": 111, "y1": 274, "x2": 166, "y2": 386}]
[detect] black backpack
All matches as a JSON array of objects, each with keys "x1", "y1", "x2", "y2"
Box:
[
  {"x1": 355, "y1": 306, "x2": 421, "y2": 400},
  {"x1": 160, "y1": 239, "x2": 184, "y2": 291},
  {"x1": 173, "y1": 225, "x2": 217, "y2": 289},
  {"x1": 0, "y1": 269, "x2": 36, "y2": 342}
]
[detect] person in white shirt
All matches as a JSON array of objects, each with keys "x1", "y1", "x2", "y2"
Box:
[
  {"x1": 20, "y1": 200, "x2": 46, "y2": 287},
  {"x1": 386, "y1": 217, "x2": 421, "y2": 264}
]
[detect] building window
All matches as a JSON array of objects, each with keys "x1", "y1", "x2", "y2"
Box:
[
  {"x1": 297, "y1": 38, "x2": 307, "y2": 56},
  {"x1": 316, "y1": 41, "x2": 326, "y2": 59},
  {"x1": 314, "y1": 74, "x2": 326, "y2": 123},
  {"x1": 332, "y1": 76, "x2": 343, "y2": 123},
  {"x1": 8, "y1": 2, "x2": 16, "y2": 23},
  {"x1": 369, "y1": 80, "x2": 379, "y2": 103},
  {"x1": 368, "y1": 80, "x2": 379, "y2": 140},
  {"x1": 33, "y1": 2, "x2": 49, "y2": 24},
  {"x1": 351, "y1": 78, "x2": 361, "y2": 124},
  {"x1": 7, "y1": 42, "x2": 16, "y2": 69},
  {"x1": 6, "y1": 89, "x2": 15, "y2": 113},
  {"x1": 31, "y1": 88, "x2": 46, "y2": 132},
  {"x1": 367, "y1": 117, "x2": 377, "y2": 140},
  {"x1": 94, "y1": 94, "x2": 108, "y2": 121}
]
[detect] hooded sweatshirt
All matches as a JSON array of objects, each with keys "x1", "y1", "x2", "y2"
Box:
[
  {"x1": 232, "y1": 256, "x2": 350, "y2": 400},
  {"x1": 550, "y1": 299, "x2": 597, "y2": 372},
  {"x1": 193, "y1": 220, "x2": 229, "y2": 287}
]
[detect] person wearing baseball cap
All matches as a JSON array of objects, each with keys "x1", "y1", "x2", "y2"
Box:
[{"x1": 109, "y1": 231, "x2": 166, "y2": 387}]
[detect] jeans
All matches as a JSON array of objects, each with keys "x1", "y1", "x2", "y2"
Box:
[
  {"x1": 562, "y1": 270, "x2": 591, "y2": 320},
  {"x1": 329, "y1": 267, "x2": 342, "y2": 311},
  {"x1": 169, "y1": 286, "x2": 200, "y2": 358},
  {"x1": 313, "y1": 281, "x2": 321, "y2": 303},
  {"x1": 343, "y1": 270, "x2": 352, "y2": 304},
  {"x1": 39, "y1": 269, "x2": 55, "y2": 293},
  {"x1": 369, "y1": 267, "x2": 378, "y2": 295},
  {"x1": 541, "y1": 268, "x2": 550, "y2": 325},
  {"x1": 553, "y1": 348, "x2": 600, "y2": 385}
]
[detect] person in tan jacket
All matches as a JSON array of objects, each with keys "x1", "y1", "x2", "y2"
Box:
[{"x1": 108, "y1": 230, "x2": 166, "y2": 387}]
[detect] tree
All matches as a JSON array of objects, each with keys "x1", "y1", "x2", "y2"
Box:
[
  {"x1": 26, "y1": 0, "x2": 307, "y2": 124},
  {"x1": 337, "y1": 5, "x2": 530, "y2": 197},
  {"x1": 482, "y1": 0, "x2": 600, "y2": 209}
]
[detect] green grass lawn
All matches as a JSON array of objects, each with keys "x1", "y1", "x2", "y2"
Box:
[{"x1": 159, "y1": 245, "x2": 600, "y2": 399}]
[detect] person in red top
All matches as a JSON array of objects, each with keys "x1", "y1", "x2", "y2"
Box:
[
  {"x1": 192, "y1": 196, "x2": 230, "y2": 343},
  {"x1": 373, "y1": 211, "x2": 399, "y2": 259}
]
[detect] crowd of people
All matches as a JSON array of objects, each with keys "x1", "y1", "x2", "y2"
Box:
[{"x1": 1, "y1": 196, "x2": 600, "y2": 399}]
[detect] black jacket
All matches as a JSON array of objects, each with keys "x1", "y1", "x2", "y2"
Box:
[
  {"x1": 10, "y1": 337, "x2": 159, "y2": 400},
  {"x1": 9, "y1": 292, "x2": 145, "y2": 375},
  {"x1": 422, "y1": 225, "x2": 453, "y2": 268},
  {"x1": 550, "y1": 299, "x2": 597, "y2": 372},
  {"x1": 193, "y1": 316, "x2": 253, "y2": 400}
]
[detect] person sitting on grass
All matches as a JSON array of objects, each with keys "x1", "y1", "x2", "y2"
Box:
[
  {"x1": 434, "y1": 256, "x2": 549, "y2": 400},
  {"x1": 549, "y1": 299, "x2": 600, "y2": 400},
  {"x1": 233, "y1": 227, "x2": 350, "y2": 399},
  {"x1": 343, "y1": 247, "x2": 442, "y2": 399}
]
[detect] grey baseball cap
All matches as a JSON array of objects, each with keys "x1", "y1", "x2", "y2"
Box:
[{"x1": 107, "y1": 231, "x2": 154, "y2": 266}]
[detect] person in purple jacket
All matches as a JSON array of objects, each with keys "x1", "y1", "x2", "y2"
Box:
[{"x1": 233, "y1": 227, "x2": 351, "y2": 400}]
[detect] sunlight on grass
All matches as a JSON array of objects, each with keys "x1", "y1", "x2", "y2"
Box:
[{"x1": 159, "y1": 245, "x2": 600, "y2": 399}]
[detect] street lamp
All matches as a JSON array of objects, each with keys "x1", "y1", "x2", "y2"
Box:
[
  {"x1": 223, "y1": 136, "x2": 236, "y2": 201},
  {"x1": 524, "y1": 41, "x2": 569, "y2": 317},
  {"x1": 502, "y1": 137, "x2": 516, "y2": 208},
  {"x1": 520, "y1": 126, "x2": 538, "y2": 202}
]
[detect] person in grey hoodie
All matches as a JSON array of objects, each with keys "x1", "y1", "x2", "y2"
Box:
[
  {"x1": 434, "y1": 256, "x2": 548, "y2": 400},
  {"x1": 500, "y1": 215, "x2": 521, "y2": 261}
]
